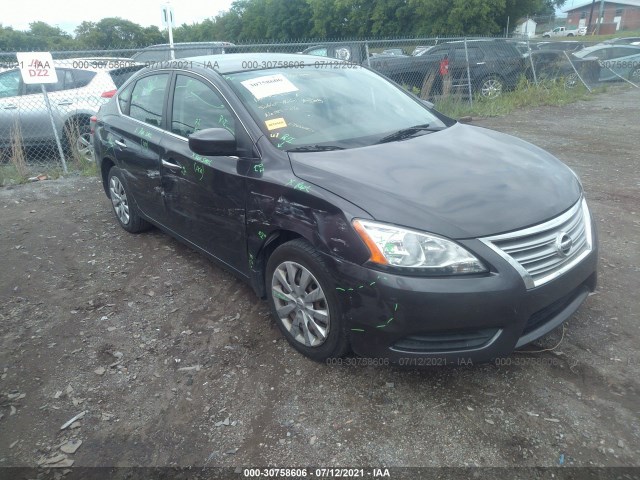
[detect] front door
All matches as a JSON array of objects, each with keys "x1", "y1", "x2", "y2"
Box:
[{"x1": 160, "y1": 73, "x2": 251, "y2": 275}]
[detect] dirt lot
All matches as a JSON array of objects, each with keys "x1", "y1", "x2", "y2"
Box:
[{"x1": 0, "y1": 87, "x2": 638, "y2": 475}]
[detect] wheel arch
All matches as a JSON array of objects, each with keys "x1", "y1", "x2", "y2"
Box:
[
  {"x1": 100, "y1": 157, "x2": 116, "y2": 197},
  {"x1": 250, "y1": 229, "x2": 305, "y2": 298}
]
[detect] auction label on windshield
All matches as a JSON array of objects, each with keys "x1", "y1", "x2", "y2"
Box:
[
  {"x1": 241, "y1": 73, "x2": 299, "y2": 100},
  {"x1": 265, "y1": 118, "x2": 288, "y2": 131}
]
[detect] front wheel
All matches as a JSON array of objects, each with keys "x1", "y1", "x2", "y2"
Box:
[
  {"x1": 107, "y1": 166, "x2": 151, "y2": 233},
  {"x1": 266, "y1": 239, "x2": 349, "y2": 362},
  {"x1": 630, "y1": 67, "x2": 640, "y2": 83}
]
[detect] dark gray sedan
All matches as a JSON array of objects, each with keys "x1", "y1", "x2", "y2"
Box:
[{"x1": 93, "y1": 54, "x2": 598, "y2": 364}]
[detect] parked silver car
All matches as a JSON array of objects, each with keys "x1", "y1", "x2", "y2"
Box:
[
  {"x1": 0, "y1": 58, "x2": 142, "y2": 162},
  {"x1": 573, "y1": 45, "x2": 640, "y2": 82}
]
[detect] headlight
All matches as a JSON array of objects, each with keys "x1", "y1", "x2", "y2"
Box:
[{"x1": 352, "y1": 219, "x2": 487, "y2": 275}]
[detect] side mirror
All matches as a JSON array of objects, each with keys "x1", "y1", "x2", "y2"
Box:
[{"x1": 188, "y1": 128, "x2": 236, "y2": 156}]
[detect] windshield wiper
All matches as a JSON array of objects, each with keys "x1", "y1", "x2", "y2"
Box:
[
  {"x1": 287, "y1": 145, "x2": 346, "y2": 152},
  {"x1": 376, "y1": 124, "x2": 444, "y2": 144}
]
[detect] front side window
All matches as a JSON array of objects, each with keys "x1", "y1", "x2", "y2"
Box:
[
  {"x1": 129, "y1": 73, "x2": 169, "y2": 127},
  {"x1": 171, "y1": 74, "x2": 235, "y2": 137},
  {"x1": 225, "y1": 66, "x2": 447, "y2": 150}
]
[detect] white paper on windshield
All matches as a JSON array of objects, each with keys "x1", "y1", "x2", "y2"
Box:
[{"x1": 241, "y1": 74, "x2": 298, "y2": 100}]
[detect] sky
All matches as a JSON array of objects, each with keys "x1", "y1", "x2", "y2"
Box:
[{"x1": 3, "y1": 0, "x2": 236, "y2": 34}]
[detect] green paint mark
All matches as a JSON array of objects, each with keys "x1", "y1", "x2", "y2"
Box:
[
  {"x1": 248, "y1": 253, "x2": 254, "y2": 268},
  {"x1": 180, "y1": 165, "x2": 187, "y2": 176},
  {"x1": 347, "y1": 288, "x2": 354, "y2": 292},
  {"x1": 272, "y1": 290, "x2": 289, "y2": 301},
  {"x1": 383, "y1": 243, "x2": 394, "y2": 254},
  {"x1": 358, "y1": 285, "x2": 364, "y2": 289},
  {"x1": 194, "y1": 118, "x2": 201, "y2": 131},
  {"x1": 376, "y1": 317, "x2": 394, "y2": 329},
  {"x1": 193, "y1": 162, "x2": 204, "y2": 181},
  {"x1": 191, "y1": 152, "x2": 212, "y2": 166},
  {"x1": 277, "y1": 134, "x2": 295, "y2": 148},
  {"x1": 140, "y1": 139, "x2": 149, "y2": 150},
  {"x1": 369, "y1": 282, "x2": 376, "y2": 286},
  {"x1": 351, "y1": 328, "x2": 365, "y2": 332},
  {"x1": 285, "y1": 179, "x2": 311, "y2": 193},
  {"x1": 135, "y1": 126, "x2": 153, "y2": 139},
  {"x1": 254, "y1": 163, "x2": 265, "y2": 173},
  {"x1": 336, "y1": 287, "x2": 346, "y2": 292},
  {"x1": 258, "y1": 231, "x2": 267, "y2": 240},
  {"x1": 394, "y1": 303, "x2": 398, "y2": 312}
]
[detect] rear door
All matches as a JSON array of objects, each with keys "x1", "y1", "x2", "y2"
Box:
[
  {"x1": 159, "y1": 72, "x2": 251, "y2": 274},
  {"x1": 106, "y1": 72, "x2": 170, "y2": 221}
]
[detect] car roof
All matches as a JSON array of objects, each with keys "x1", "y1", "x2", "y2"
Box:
[
  {"x1": 140, "y1": 42, "x2": 234, "y2": 50},
  {"x1": 154, "y1": 53, "x2": 334, "y2": 74}
]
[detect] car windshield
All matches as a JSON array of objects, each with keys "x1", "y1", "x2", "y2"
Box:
[{"x1": 224, "y1": 66, "x2": 447, "y2": 150}]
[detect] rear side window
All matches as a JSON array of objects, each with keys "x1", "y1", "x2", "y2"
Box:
[
  {"x1": 129, "y1": 74, "x2": 169, "y2": 127},
  {"x1": 24, "y1": 69, "x2": 72, "y2": 94},
  {"x1": 171, "y1": 74, "x2": 234, "y2": 137},
  {"x1": 109, "y1": 66, "x2": 145, "y2": 89},
  {"x1": 69, "y1": 69, "x2": 97, "y2": 88}
]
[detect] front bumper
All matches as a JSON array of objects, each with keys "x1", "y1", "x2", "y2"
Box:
[{"x1": 322, "y1": 232, "x2": 598, "y2": 365}]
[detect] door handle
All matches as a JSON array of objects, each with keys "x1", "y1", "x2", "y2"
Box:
[
  {"x1": 3, "y1": 104, "x2": 17, "y2": 110},
  {"x1": 162, "y1": 159, "x2": 182, "y2": 170},
  {"x1": 114, "y1": 139, "x2": 127, "y2": 148},
  {"x1": 57, "y1": 101, "x2": 73, "y2": 106}
]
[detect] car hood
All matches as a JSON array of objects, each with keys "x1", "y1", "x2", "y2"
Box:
[{"x1": 288, "y1": 123, "x2": 582, "y2": 239}]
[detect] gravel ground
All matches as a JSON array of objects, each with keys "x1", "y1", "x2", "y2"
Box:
[{"x1": 0, "y1": 87, "x2": 638, "y2": 475}]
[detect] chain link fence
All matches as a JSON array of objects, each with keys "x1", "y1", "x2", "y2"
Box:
[{"x1": 1, "y1": 36, "x2": 639, "y2": 179}]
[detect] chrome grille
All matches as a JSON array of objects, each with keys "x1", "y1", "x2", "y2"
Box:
[{"x1": 480, "y1": 198, "x2": 593, "y2": 289}]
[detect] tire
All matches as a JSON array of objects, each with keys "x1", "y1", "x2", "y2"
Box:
[
  {"x1": 107, "y1": 166, "x2": 151, "y2": 233},
  {"x1": 266, "y1": 239, "x2": 349, "y2": 362},
  {"x1": 478, "y1": 74, "x2": 504, "y2": 99},
  {"x1": 567, "y1": 33, "x2": 574, "y2": 37},
  {"x1": 63, "y1": 118, "x2": 93, "y2": 163},
  {"x1": 630, "y1": 67, "x2": 640, "y2": 83},
  {"x1": 543, "y1": 35, "x2": 550, "y2": 38}
]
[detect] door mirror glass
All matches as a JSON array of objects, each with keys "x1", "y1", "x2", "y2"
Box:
[{"x1": 188, "y1": 128, "x2": 236, "y2": 156}]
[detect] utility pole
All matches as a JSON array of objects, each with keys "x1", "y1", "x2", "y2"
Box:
[
  {"x1": 587, "y1": 0, "x2": 596, "y2": 34},
  {"x1": 596, "y1": 0, "x2": 606, "y2": 35}
]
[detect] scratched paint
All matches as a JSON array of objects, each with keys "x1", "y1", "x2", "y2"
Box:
[
  {"x1": 258, "y1": 231, "x2": 267, "y2": 240},
  {"x1": 254, "y1": 163, "x2": 265, "y2": 173}
]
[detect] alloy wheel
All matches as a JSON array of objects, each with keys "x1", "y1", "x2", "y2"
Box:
[
  {"x1": 271, "y1": 261, "x2": 330, "y2": 347},
  {"x1": 76, "y1": 132, "x2": 94, "y2": 163},
  {"x1": 109, "y1": 176, "x2": 130, "y2": 225},
  {"x1": 480, "y1": 78, "x2": 503, "y2": 99}
]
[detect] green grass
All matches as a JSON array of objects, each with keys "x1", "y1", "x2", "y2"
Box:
[{"x1": 433, "y1": 77, "x2": 606, "y2": 118}]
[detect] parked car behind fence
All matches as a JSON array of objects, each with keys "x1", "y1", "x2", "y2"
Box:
[{"x1": 0, "y1": 59, "x2": 142, "y2": 164}]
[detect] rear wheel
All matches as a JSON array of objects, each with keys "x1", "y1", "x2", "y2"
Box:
[
  {"x1": 478, "y1": 75, "x2": 504, "y2": 99},
  {"x1": 63, "y1": 118, "x2": 93, "y2": 163},
  {"x1": 266, "y1": 239, "x2": 349, "y2": 362},
  {"x1": 107, "y1": 166, "x2": 151, "y2": 233},
  {"x1": 564, "y1": 72, "x2": 579, "y2": 89}
]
